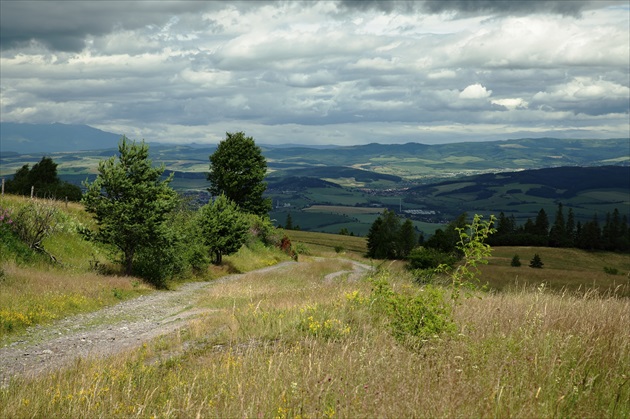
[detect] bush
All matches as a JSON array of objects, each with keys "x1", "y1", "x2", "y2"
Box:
[
  {"x1": 0, "y1": 206, "x2": 37, "y2": 264},
  {"x1": 133, "y1": 207, "x2": 210, "y2": 288},
  {"x1": 244, "y1": 213, "x2": 281, "y2": 247},
  {"x1": 11, "y1": 200, "x2": 58, "y2": 253},
  {"x1": 407, "y1": 247, "x2": 457, "y2": 271},
  {"x1": 369, "y1": 272, "x2": 455, "y2": 346},
  {"x1": 511, "y1": 254, "x2": 521, "y2": 267},
  {"x1": 603, "y1": 266, "x2": 619, "y2": 275}
]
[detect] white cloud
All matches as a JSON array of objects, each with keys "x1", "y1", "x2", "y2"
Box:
[
  {"x1": 427, "y1": 69, "x2": 457, "y2": 80},
  {"x1": 459, "y1": 83, "x2": 492, "y2": 99},
  {"x1": 0, "y1": 1, "x2": 628, "y2": 146},
  {"x1": 534, "y1": 77, "x2": 630, "y2": 102},
  {"x1": 491, "y1": 98, "x2": 529, "y2": 110}
]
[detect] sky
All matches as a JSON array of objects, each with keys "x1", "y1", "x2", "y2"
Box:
[{"x1": 1, "y1": 0, "x2": 629, "y2": 146}]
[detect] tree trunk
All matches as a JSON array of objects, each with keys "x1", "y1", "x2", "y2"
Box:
[{"x1": 125, "y1": 251, "x2": 134, "y2": 275}]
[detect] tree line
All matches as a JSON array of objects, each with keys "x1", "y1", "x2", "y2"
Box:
[
  {"x1": 3, "y1": 156, "x2": 82, "y2": 201},
  {"x1": 489, "y1": 204, "x2": 630, "y2": 252},
  {"x1": 366, "y1": 203, "x2": 629, "y2": 277}
]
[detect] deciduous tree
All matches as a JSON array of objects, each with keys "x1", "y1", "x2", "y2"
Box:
[
  {"x1": 198, "y1": 194, "x2": 249, "y2": 265},
  {"x1": 207, "y1": 132, "x2": 271, "y2": 216}
]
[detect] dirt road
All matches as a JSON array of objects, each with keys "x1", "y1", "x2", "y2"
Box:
[{"x1": 0, "y1": 259, "x2": 370, "y2": 387}]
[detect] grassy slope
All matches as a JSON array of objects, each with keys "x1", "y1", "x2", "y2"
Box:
[
  {"x1": 0, "y1": 194, "x2": 291, "y2": 342},
  {"x1": 1, "y1": 197, "x2": 629, "y2": 417}
]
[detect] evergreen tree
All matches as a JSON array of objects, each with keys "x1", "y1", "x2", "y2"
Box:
[
  {"x1": 533, "y1": 208, "x2": 550, "y2": 238},
  {"x1": 549, "y1": 203, "x2": 567, "y2": 247},
  {"x1": 565, "y1": 208, "x2": 576, "y2": 247},
  {"x1": 366, "y1": 209, "x2": 401, "y2": 259},
  {"x1": 5, "y1": 156, "x2": 82, "y2": 201},
  {"x1": 529, "y1": 253, "x2": 544, "y2": 268},
  {"x1": 366, "y1": 217, "x2": 385, "y2": 258},
  {"x1": 285, "y1": 212, "x2": 294, "y2": 230},
  {"x1": 602, "y1": 209, "x2": 623, "y2": 251},
  {"x1": 522, "y1": 218, "x2": 535, "y2": 235},
  {"x1": 398, "y1": 218, "x2": 417, "y2": 259},
  {"x1": 577, "y1": 215, "x2": 601, "y2": 250},
  {"x1": 620, "y1": 215, "x2": 630, "y2": 251},
  {"x1": 82, "y1": 137, "x2": 178, "y2": 276},
  {"x1": 425, "y1": 212, "x2": 468, "y2": 255},
  {"x1": 496, "y1": 212, "x2": 516, "y2": 236},
  {"x1": 511, "y1": 254, "x2": 521, "y2": 267}
]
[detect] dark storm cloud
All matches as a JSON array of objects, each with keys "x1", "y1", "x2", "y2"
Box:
[
  {"x1": 0, "y1": 1, "x2": 210, "y2": 51},
  {"x1": 338, "y1": 0, "x2": 610, "y2": 16}
]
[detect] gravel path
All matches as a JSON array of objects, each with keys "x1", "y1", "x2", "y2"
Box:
[{"x1": 0, "y1": 259, "x2": 371, "y2": 387}]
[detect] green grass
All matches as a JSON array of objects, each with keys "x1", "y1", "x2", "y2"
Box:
[
  {"x1": 286, "y1": 229, "x2": 368, "y2": 255},
  {"x1": 2, "y1": 257, "x2": 628, "y2": 418},
  {"x1": 481, "y1": 246, "x2": 630, "y2": 297}
]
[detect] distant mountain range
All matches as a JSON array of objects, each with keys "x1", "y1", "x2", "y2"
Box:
[
  {"x1": 0, "y1": 122, "x2": 122, "y2": 154},
  {"x1": 1, "y1": 122, "x2": 628, "y2": 183}
]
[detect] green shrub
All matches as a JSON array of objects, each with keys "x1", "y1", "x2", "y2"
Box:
[
  {"x1": 133, "y1": 208, "x2": 210, "y2": 288},
  {"x1": 0, "y1": 206, "x2": 44, "y2": 264},
  {"x1": 11, "y1": 200, "x2": 58, "y2": 251},
  {"x1": 408, "y1": 247, "x2": 457, "y2": 270},
  {"x1": 511, "y1": 254, "x2": 521, "y2": 267},
  {"x1": 293, "y1": 242, "x2": 311, "y2": 256},
  {"x1": 369, "y1": 272, "x2": 455, "y2": 346},
  {"x1": 603, "y1": 266, "x2": 619, "y2": 275}
]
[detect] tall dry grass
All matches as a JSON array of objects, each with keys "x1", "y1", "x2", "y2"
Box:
[
  {"x1": 0, "y1": 263, "x2": 151, "y2": 341},
  {"x1": 2, "y1": 259, "x2": 628, "y2": 418}
]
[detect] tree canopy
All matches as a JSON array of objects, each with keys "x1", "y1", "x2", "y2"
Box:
[
  {"x1": 207, "y1": 132, "x2": 271, "y2": 216},
  {"x1": 366, "y1": 209, "x2": 416, "y2": 259},
  {"x1": 198, "y1": 194, "x2": 249, "y2": 265},
  {"x1": 82, "y1": 137, "x2": 178, "y2": 276},
  {"x1": 5, "y1": 156, "x2": 82, "y2": 201}
]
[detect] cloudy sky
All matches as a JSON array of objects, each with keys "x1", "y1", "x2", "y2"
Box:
[{"x1": 1, "y1": 0, "x2": 628, "y2": 146}]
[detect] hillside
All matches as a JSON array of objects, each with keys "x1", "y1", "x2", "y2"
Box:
[
  {"x1": 1, "y1": 124, "x2": 627, "y2": 236},
  {"x1": 405, "y1": 165, "x2": 630, "y2": 223},
  {"x1": 1, "y1": 122, "x2": 627, "y2": 181},
  {"x1": 0, "y1": 123, "x2": 122, "y2": 154}
]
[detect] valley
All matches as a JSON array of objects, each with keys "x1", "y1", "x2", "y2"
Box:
[{"x1": 1, "y1": 131, "x2": 628, "y2": 237}]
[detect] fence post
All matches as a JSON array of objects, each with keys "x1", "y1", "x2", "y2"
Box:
[
  {"x1": 31, "y1": 185, "x2": 34, "y2": 199},
  {"x1": 1, "y1": 178, "x2": 4, "y2": 196}
]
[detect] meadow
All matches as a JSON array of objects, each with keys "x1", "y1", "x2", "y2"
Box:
[{"x1": 1, "y1": 194, "x2": 629, "y2": 417}]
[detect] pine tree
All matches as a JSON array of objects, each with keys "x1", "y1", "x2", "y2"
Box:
[
  {"x1": 565, "y1": 208, "x2": 576, "y2": 247},
  {"x1": 529, "y1": 254, "x2": 544, "y2": 268},
  {"x1": 511, "y1": 254, "x2": 521, "y2": 267},
  {"x1": 82, "y1": 137, "x2": 178, "y2": 276},
  {"x1": 549, "y1": 203, "x2": 567, "y2": 247},
  {"x1": 534, "y1": 208, "x2": 550, "y2": 238},
  {"x1": 398, "y1": 218, "x2": 416, "y2": 259},
  {"x1": 285, "y1": 213, "x2": 294, "y2": 230}
]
